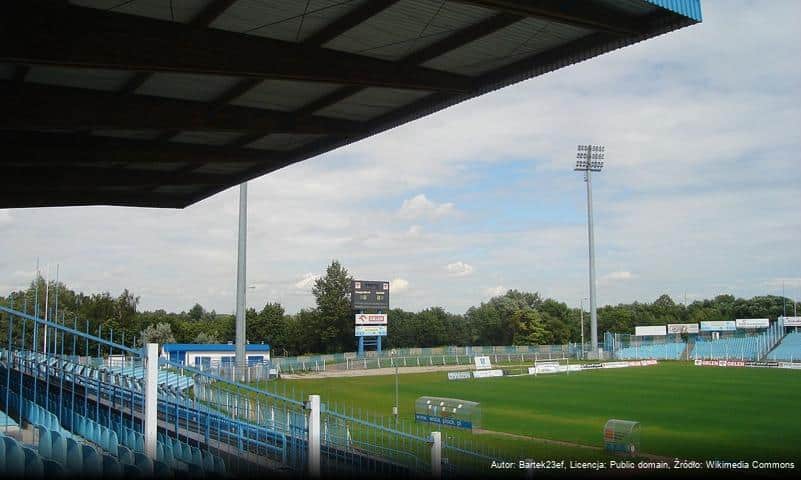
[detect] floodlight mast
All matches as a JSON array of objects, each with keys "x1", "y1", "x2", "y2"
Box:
[{"x1": 575, "y1": 145, "x2": 605, "y2": 358}]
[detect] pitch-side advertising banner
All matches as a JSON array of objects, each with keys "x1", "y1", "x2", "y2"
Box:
[
  {"x1": 634, "y1": 325, "x2": 667, "y2": 336},
  {"x1": 447, "y1": 371, "x2": 472, "y2": 380},
  {"x1": 354, "y1": 325, "x2": 387, "y2": 337},
  {"x1": 474, "y1": 356, "x2": 492, "y2": 370},
  {"x1": 354, "y1": 313, "x2": 388, "y2": 325},
  {"x1": 667, "y1": 323, "x2": 700, "y2": 334},
  {"x1": 472, "y1": 369, "x2": 503, "y2": 378},
  {"x1": 781, "y1": 316, "x2": 801, "y2": 327},
  {"x1": 735, "y1": 318, "x2": 769, "y2": 329},
  {"x1": 699, "y1": 321, "x2": 736, "y2": 332}
]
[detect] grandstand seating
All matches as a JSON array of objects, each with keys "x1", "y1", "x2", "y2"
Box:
[
  {"x1": 767, "y1": 332, "x2": 801, "y2": 361},
  {"x1": 693, "y1": 335, "x2": 761, "y2": 360},
  {"x1": 616, "y1": 342, "x2": 686, "y2": 360}
]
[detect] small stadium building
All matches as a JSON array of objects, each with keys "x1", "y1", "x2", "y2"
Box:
[{"x1": 161, "y1": 343, "x2": 270, "y2": 367}]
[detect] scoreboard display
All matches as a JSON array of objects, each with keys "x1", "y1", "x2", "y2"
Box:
[{"x1": 351, "y1": 280, "x2": 390, "y2": 310}]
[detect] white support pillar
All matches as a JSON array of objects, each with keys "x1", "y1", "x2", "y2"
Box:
[
  {"x1": 144, "y1": 343, "x2": 159, "y2": 465},
  {"x1": 430, "y1": 431, "x2": 442, "y2": 479},
  {"x1": 308, "y1": 394, "x2": 321, "y2": 478}
]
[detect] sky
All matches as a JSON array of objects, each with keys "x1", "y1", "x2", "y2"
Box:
[{"x1": 1, "y1": 0, "x2": 800, "y2": 315}]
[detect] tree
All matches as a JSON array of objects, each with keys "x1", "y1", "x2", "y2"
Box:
[
  {"x1": 249, "y1": 302, "x2": 287, "y2": 347},
  {"x1": 188, "y1": 303, "x2": 205, "y2": 322},
  {"x1": 513, "y1": 309, "x2": 549, "y2": 345},
  {"x1": 139, "y1": 323, "x2": 176, "y2": 345},
  {"x1": 193, "y1": 332, "x2": 219, "y2": 344},
  {"x1": 312, "y1": 260, "x2": 353, "y2": 352}
]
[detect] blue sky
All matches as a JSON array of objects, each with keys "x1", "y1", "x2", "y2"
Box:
[{"x1": 1, "y1": 0, "x2": 800, "y2": 314}]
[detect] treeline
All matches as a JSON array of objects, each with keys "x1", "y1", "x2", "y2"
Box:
[{"x1": 1, "y1": 260, "x2": 797, "y2": 356}]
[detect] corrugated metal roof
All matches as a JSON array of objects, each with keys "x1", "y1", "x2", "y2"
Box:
[
  {"x1": 0, "y1": 63, "x2": 14, "y2": 80},
  {"x1": 316, "y1": 87, "x2": 432, "y2": 121},
  {"x1": 194, "y1": 162, "x2": 261, "y2": 175},
  {"x1": 229, "y1": 79, "x2": 342, "y2": 111},
  {"x1": 154, "y1": 185, "x2": 207, "y2": 194},
  {"x1": 324, "y1": 0, "x2": 496, "y2": 61},
  {"x1": 646, "y1": 0, "x2": 702, "y2": 21},
  {"x1": 25, "y1": 65, "x2": 132, "y2": 92},
  {"x1": 135, "y1": 72, "x2": 242, "y2": 102},
  {"x1": 246, "y1": 133, "x2": 327, "y2": 151},
  {"x1": 211, "y1": 0, "x2": 366, "y2": 42},
  {"x1": 423, "y1": 18, "x2": 592, "y2": 76},
  {"x1": 92, "y1": 129, "x2": 163, "y2": 141},
  {"x1": 124, "y1": 161, "x2": 191, "y2": 172},
  {"x1": 171, "y1": 131, "x2": 245, "y2": 146},
  {"x1": 69, "y1": 0, "x2": 214, "y2": 23}
]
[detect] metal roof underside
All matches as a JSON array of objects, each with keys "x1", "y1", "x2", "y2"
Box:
[{"x1": 0, "y1": 0, "x2": 701, "y2": 209}]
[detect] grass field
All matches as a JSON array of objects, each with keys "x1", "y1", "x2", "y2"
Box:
[{"x1": 271, "y1": 362, "x2": 801, "y2": 462}]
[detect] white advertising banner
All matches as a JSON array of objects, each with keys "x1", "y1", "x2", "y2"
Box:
[
  {"x1": 634, "y1": 325, "x2": 667, "y2": 336},
  {"x1": 354, "y1": 325, "x2": 387, "y2": 337},
  {"x1": 667, "y1": 323, "x2": 700, "y2": 334},
  {"x1": 700, "y1": 321, "x2": 737, "y2": 332},
  {"x1": 735, "y1": 318, "x2": 769, "y2": 329},
  {"x1": 447, "y1": 371, "x2": 472, "y2": 380},
  {"x1": 602, "y1": 362, "x2": 630, "y2": 369},
  {"x1": 474, "y1": 356, "x2": 492, "y2": 370},
  {"x1": 472, "y1": 369, "x2": 503, "y2": 378},
  {"x1": 781, "y1": 316, "x2": 801, "y2": 327},
  {"x1": 354, "y1": 313, "x2": 388, "y2": 325}
]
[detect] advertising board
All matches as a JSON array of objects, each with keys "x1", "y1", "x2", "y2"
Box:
[
  {"x1": 354, "y1": 325, "x2": 387, "y2": 337},
  {"x1": 354, "y1": 313, "x2": 388, "y2": 325},
  {"x1": 781, "y1": 316, "x2": 801, "y2": 327},
  {"x1": 414, "y1": 413, "x2": 472, "y2": 429},
  {"x1": 699, "y1": 321, "x2": 736, "y2": 332},
  {"x1": 602, "y1": 362, "x2": 630, "y2": 369},
  {"x1": 634, "y1": 325, "x2": 666, "y2": 336},
  {"x1": 447, "y1": 371, "x2": 472, "y2": 380},
  {"x1": 779, "y1": 362, "x2": 801, "y2": 370},
  {"x1": 735, "y1": 318, "x2": 769, "y2": 329},
  {"x1": 474, "y1": 356, "x2": 492, "y2": 370},
  {"x1": 472, "y1": 369, "x2": 503, "y2": 378},
  {"x1": 667, "y1": 323, "x2": 700, "y2": 334}
]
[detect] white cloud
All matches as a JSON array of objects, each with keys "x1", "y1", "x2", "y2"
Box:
[
  {"x1": 445, "y1": 262, "x2": 474, "y2": 277},
  {"x1": 294, "y1": 273, "x2": 320, "y2": 290},
  {"x1": 398, "y1": 194, "x2": 455, "y2": 221},
  {"x1": 484, "y1": 285, "x2": 506, "y2": 297},
  {"x1": 600, "y1": 271, "x2": 638, "y2": 284},
  {"x1": 764, "y1": 278, "x2": 801, "y2": 290},
  {"x1": 390, "y1": 278, "x2": 409, "y2": 293},
  {"x1": 0, "y1": 211, "x2": 11, "y2": 226}
]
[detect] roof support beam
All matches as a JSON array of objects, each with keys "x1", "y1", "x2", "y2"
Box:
[
  {"x1": 305, "y1": 0, "x2": 400, "y2": 46},
  {"x1": 0, "y1": 3, "x2": 471, "y2": 94},
  {"x1": 450, "y1": 0, "x2": 643, "y2": 36},
  {"x1": 0, "y1": 132, "x2": 286, "y2": 166},
  {"x1": 0, "y1": 82, "x2": 361, "y2": 135}
]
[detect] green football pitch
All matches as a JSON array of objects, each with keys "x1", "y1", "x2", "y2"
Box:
[{"x1": 275, "y1": 362, "x2": 801, "y2": 462}]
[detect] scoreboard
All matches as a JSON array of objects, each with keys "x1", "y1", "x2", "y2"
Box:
[{"x1": 351, "y1": 280, "x2": 390, "y2": 310}]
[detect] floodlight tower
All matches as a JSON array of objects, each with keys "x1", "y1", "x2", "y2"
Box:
[{"x1": 575, "y1": 145, "x2": 605, "y2": 358}]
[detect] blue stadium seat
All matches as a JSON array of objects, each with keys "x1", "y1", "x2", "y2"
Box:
[
  {"x1": 82, "y1": 445, "x2": 103, "y2": 475},
  {"x1": 118, "y1": 444, "x2": 134, "y2": 466},
  {"x1": 23, "y1": 446, "x2": 44, "y2": 476},
  {"x1": 202, "y1": 450, "x2": 215, "y2": 472},
  {"x1": 213, "y1": 455, "x2": 226, "y2": 474},
  {"x1": 107, "y1": 430, "x2": 119, "y2": 457},
  {"x1": 65, "y1": 437, "x2": 83, "y2": 472},
  {"x1": 190, "y1": 446, "x2": 203, "y2": 467},
  {"x1": 2, "y1": 436, "x2": 26, "y2": 475},
  {"x1": 36, "y1": 425, "x2": 52, "y2": 459},
  {"x1": 123, "y1": 463, "x2": 142, "y2": 477},
  {"x1": 42, "y1": 458, "x2": 65, "y2": 475},
  {"x1": 102, "y1": 453, "x2": 122, "y2": 475},
  {"x1": 154, "y1": 459, "x2": 174, "y2": 478},
  {"x1": 134, "y1": 452, "x2": 153, "y2": 474},
  {"x1": 50, "y1": 430, "x2": 68, "y2": 465}
]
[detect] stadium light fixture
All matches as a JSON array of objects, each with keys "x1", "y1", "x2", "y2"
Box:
[{"x1": 574, "y1": 145, "x2": 605, "y2": 358}]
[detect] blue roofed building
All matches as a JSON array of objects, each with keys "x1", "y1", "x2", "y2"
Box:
[{"x1": 161, "y1": 343, "x2": 271, "y2": 368}]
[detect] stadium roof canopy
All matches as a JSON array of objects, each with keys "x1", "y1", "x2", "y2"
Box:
[{"x1": 0, "y1": 0, "x2": 701, "y2": 209}]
